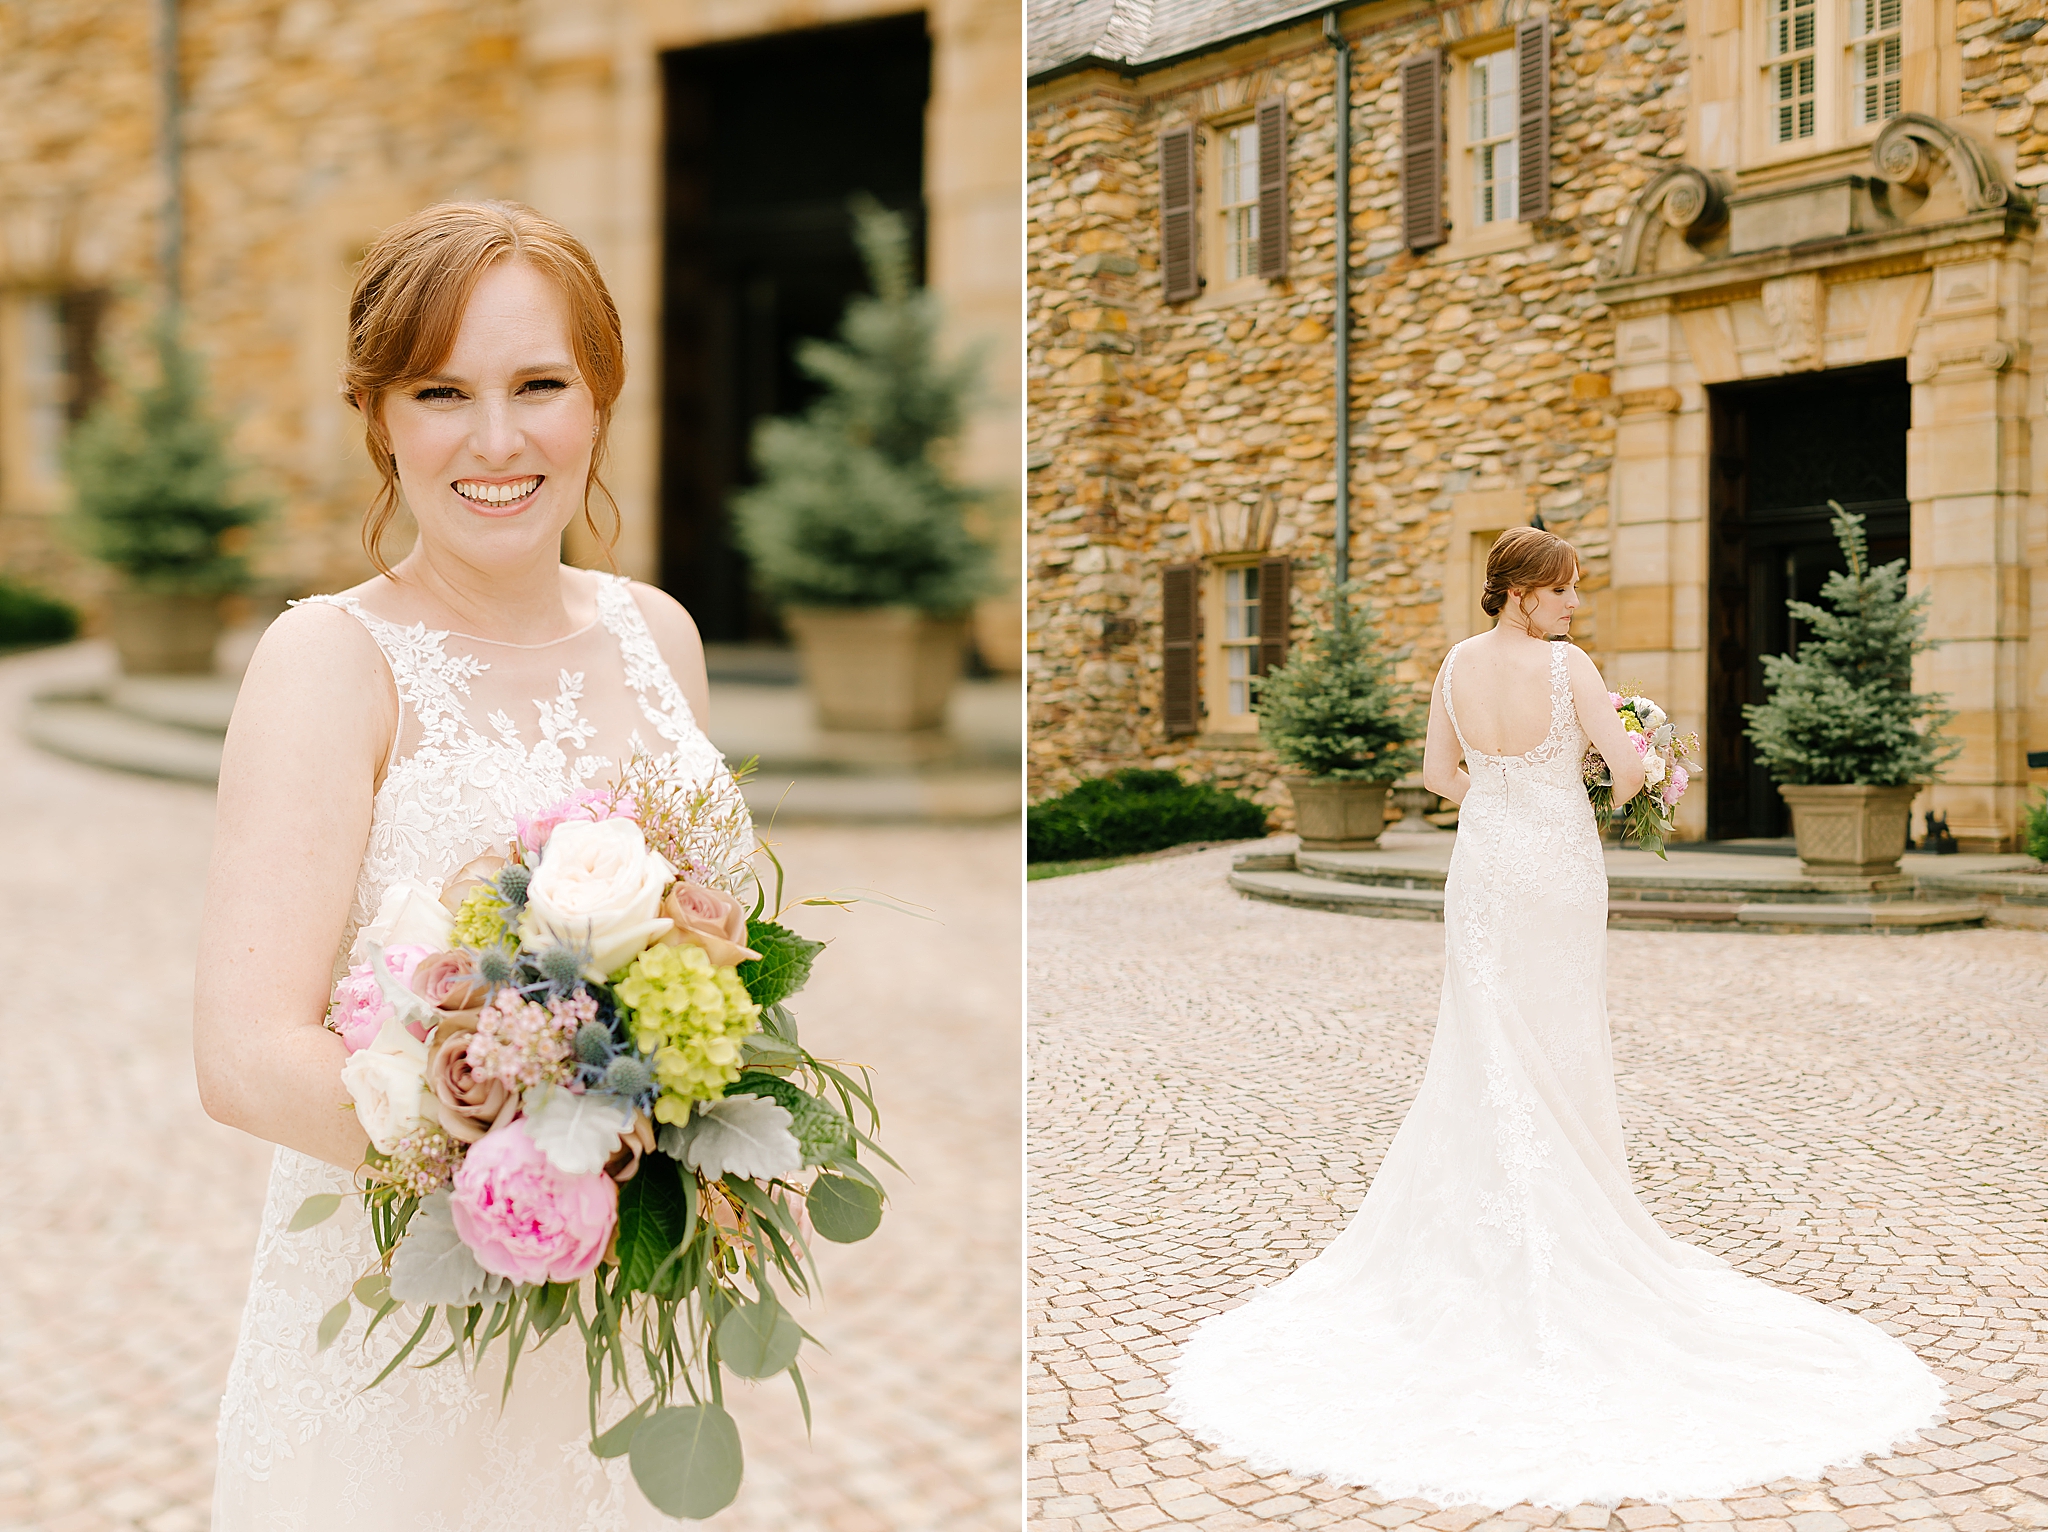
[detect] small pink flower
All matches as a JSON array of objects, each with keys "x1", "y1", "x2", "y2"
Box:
[
  {"x1": 1609, "y1": 691, "x2": 1623, "y2": 707},
  {"x1": 449, "y1": 1118, "x2": 617, "y2": 1284},
  {"x1": 1662, "y1": 764, "x2": 1689, "y2": 807},
  {"x1": 1630, "y1": 732, "x2": 1650, "y2": 756},
  {"x1": 514, "y1": 788, "x2": 638, "y2": 858},
  {"x1": 328, "y1": 943, "x2": 433, "y2": 1051}
]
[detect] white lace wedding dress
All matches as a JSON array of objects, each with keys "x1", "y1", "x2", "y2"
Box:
[
  {"x1": 213, "y1": 574, "x2": 746, "y2": 1531},
  {"x1": 1166, "y1": 639, "x2": 1943, "y2": 1509}
]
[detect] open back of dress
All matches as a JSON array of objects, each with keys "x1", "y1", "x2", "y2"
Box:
[{"x1": 1166, "y1": 639, "x2": 1941, "y2": 1508}]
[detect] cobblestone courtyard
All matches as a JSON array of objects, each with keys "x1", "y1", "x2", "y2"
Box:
[
  {"x1": 0, "y1": 645, "x2": 1021, "y2": 1532},
  {"x1": 1030, "y1": 846, "x2": 2048, "y2": 1532}
]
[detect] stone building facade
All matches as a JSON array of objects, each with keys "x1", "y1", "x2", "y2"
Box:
[
  {"x1": 0, "y1": 0, "x2": 1020, "y2": 662},
  {"x1": 1029, "y1": 0, "x2": 2048, "y2": 849}
]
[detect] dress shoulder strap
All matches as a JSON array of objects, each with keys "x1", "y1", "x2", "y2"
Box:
[
  {"x1": 593, "y1": 575, "x2": 704, "y2": 745},
  {"x1": 1440, "y1": 640, "x2": 1472, "y2": 755},
  {"x1": 1546, "y1": 641, "x2": 1573, "y2": 741},
  {"x1": 289, "y1": 594, "x2": 482, "y2": 752}
]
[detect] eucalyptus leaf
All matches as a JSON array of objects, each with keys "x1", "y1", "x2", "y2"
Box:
[
  {"x1": 630, "y1": 1403, "x2": 744, "y2": 1519},
  {"x1": 716, "y1": 1297, "x2": 803, "y2": 1380},
  {"x1": 315, "y1": 1297, "x2": 352, "y2": 1352},
  {"x1": 591, "y1": 1397, "x2": 652, "y2": 1459},
  {"x1": 289, "y1": 1193, "x2": 344, "y2": 1233},
  {"x1": 807, "y1": 1173, "x2": 883, "y2": 1243},
  {"x1": 352, "y1": 1272, "x2": 391, "y2": 1309}
]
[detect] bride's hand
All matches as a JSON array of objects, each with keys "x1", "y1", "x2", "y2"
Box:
[{"x1": 1567, "y1": 649, "x2": 1648, "y2": 805}]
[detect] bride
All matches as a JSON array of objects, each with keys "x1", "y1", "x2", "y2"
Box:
[
  {"x1": 1166, "y1": 527, "x2": 1942, "y2": 1509},
  {"x1": 193, "y1": 202, "x2": 733, "y2": 1528}
]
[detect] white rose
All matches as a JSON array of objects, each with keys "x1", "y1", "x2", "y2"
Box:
[
  {"x1": 1643, "y1": 751, "x2": 1667, "y2": 788},
  {"x1": 340, "y1": 1012, "x2": 431, "y2": 1153},
  {"x1": 519, "y1": 819, "x2": 675, "y2": 978},
  {"x1": 1637, "y1": 701, "x2": 1668, "y2": 732},
  {"x1": 352, "y1": 879, "x2": 455, "y2": 963}
]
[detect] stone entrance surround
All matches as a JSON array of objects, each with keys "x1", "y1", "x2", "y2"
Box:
[{"x1": 1594, "y1": 115, "x2": 2040, "y2": 852}]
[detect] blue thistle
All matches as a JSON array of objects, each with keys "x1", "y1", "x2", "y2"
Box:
[
  {"x1": 604, "y1": 1054, "x2": 655, "y2": 1099},
  {"x1": 494, "y1": 863, "x2": 532, "y2": 907},
  {"x1": 573, "y1": 1021, "x2": 615, "y2": 1067},
  {"x1": 476, "y1": 946, "x2": 517, "y2": 986}
]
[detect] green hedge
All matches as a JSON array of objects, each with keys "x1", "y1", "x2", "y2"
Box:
[
  {"x1": 1028, "y1": 769, "x2": 1269, "y2": 863},
  {"x1": 0, "y1": 578, "x2": 79, "y2": 647},
  {"x1": 2025, "y1": 790, "x2": 2048, "y2": 863}
]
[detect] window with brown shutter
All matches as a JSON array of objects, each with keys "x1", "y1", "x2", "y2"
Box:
[
  {"x1": 1257, "y1": 556, "x2": 1291, "y2": 677},
  {"x1": 1400, "y1": 51, "x2": 1445, "y2": 251},
  {"x1": 1161, "y1": 564, "x2": 1200, "y2": 736},
  {"x1": 1159, "y1": 125, "x2": 1199, "y2": 304},
  {"x1": 1256, "y1": 97, "x2": 1288, "y2": 278},
  {"x1": 1516, "y1": 18, "x2": 1552, "y2": 222}
]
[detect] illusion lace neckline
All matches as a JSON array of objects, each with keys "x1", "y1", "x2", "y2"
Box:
[{"x1": 1443, "y1": 638, "x2": 1571, "y2": 764}]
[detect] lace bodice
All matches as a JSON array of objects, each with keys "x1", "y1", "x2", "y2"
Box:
[
  {"x1": 214, "y1": 571, "x2": 737, "y2": 1530},
  {"x1": 1166, "y1": 636, "x2": 1941, "y2": 1507}
]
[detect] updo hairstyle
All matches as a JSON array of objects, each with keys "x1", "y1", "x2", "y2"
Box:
[
  {"x1": 342, "y1": 200, "x2": 625, "y2": 576},
  {"x1": 1481, "y1": 526, "x2": 1582, "y2": 629}
]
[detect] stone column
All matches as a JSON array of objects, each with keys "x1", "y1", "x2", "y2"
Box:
[
  {"x1": 1608, "y1": 300, "x2": 1708, "y2": 839},
  {"x1": 1907, "y1": 243, "x2": 2032, "y2": 851},
  {"x1": 929, "y1": 0, "x2": 1023, "y2": 670}
]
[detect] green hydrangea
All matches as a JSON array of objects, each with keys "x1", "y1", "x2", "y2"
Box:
[
  {"x1": 615, "y1": 944, "x2": 761, "y2": 1122},
  {"x1": 727, "y1": 1072, "x2": 850, "y2": 1165},
  {"x1": 450, "y1": 886, "x2": 511, "y2": 949}
]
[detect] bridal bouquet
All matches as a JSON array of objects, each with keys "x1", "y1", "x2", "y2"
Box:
[
  {"x1": 293, "y1": 756, "x2": 891, "y2": 1520},
  {"x1": 1583, "y1": 690, "x2": 1699, "y2": 858}
]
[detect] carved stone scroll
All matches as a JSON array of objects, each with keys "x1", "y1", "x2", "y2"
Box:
[
  {"x1": 1871, "y1": 114, "x2": 2017, "y2": 214},
  {"x1": 1602, "y1": 165, "x2": 1728, "y2": 278}
]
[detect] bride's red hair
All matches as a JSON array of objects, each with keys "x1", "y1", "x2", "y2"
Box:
[
  {"x1": 1482, "y1": 526, "x2": 1582, "y2": 630},
  {"x1": 341, "y1": 200, "x2": 625, "y2": 576}
]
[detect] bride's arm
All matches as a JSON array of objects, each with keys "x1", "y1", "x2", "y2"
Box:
[
  {"x1": 192, "y1": 605, "x2": 397, "y2": 1171},
  {"x1": 1421, "y1": 664, "x2": 1470, "y2": 807},
  {"x1": 1565, "y1": 645, "x2": 1648, "y2": 804}
]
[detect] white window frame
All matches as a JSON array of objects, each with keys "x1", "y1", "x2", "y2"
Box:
[
  {"x1": 1200, "y1": 559, "x2": 1265, "y2": 731},
  {"x1": 1217, "y1": 121, "x2": 1260, "y2": 282},
  {"x1": 1766, "y1": 0, "x2": 1820, "y2": 146},
  {"x1": 1440, "y1": 33, "x2": 1537, "y2": 262},
  {"x1": 0, "y1": 292, "x2": 73, "y2": 513},
  {"x1": 1848, "y1": 0, "x2": 1902, "y2": 128},
  {"x1": 1467, "y1": 45, "x2": 1519, "y2": 228},
  {"x1": 1220, "y1": 563, "x2": 1261, "y2": 718}
]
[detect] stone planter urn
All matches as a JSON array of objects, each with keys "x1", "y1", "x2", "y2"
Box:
[
  {"x1": 782, "y1": 606, "x2": 968, "y2": 733},
  {"x1": 1777, "y1": 782, "x2": 1922, "y2": 878},
  {"x1": 1284, "y1": 778, "x2": 1393, "y2": 852},
  {"x1": 1388, "y1": 776, "x2": 1443, "y2": 834},
  {"x1": 105, "y1": 589, "x2": 222, "y2": 676}
]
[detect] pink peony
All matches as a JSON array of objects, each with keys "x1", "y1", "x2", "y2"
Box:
[
  {"x1": 514, "y1": 788, "x2": 638, "y2": 859},
  {"x1": 448, "y1": 1118, "x2": 617, "y2": 1284},
  {"x1": 328, "y1": 943, "x2": 434, "y2": 1052},
  {"x1": 1609, "y1": 691, "x2": 1623, "y2": 707},
  {"x1": 1630, "y1": 732, "x2": 1650, "y2": 756},
  {"x1": 1662, "y1": 763, "x2": 1689, "y2": 807}
]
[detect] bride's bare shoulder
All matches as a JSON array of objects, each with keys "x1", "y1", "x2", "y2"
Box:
[{"x1": 228, "y1": 599, "x2": 396, "y2": 752}]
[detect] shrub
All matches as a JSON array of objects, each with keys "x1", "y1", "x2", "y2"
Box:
[
  {"x1": 67, "y1": 324, "x2": 267, "y2": 595},
  {"x1": 1027, "y1": 769, "x2": 1270, "y2": 863},
  {"x1": 2025, "y1": 790, "x2": 2048, "y2": 863},
  {"x1": 731, "y1": 199, "x2": 993, "y2": 612},
  {"x1": 1256, "y1": 581, "x2": 1423, "y2": 780},
  {"x1": 0, "y1": 577, "x2": 80, "y2": 647},
  {"x1": 1743, "y1": 504, "x2": 1960, "y2": 786}
]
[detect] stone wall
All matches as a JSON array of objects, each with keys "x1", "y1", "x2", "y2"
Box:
[{"x1": 1028, "y1": 0, "x2": 1695, "y2": 807}]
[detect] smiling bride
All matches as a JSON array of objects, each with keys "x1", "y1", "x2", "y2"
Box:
[{"x1": 194, "y1": 201, "x2": 737, "y2": 1529}]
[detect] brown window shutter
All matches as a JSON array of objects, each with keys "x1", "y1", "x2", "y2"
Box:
[
  {"x1": 1517, "y1": 17, "x2": 1552, "y2": 221},
  {"x1": 1256, "y1": 96, "x2": 1288, "y2": 278},
  {"x1": 1400, "y1": 51, "x2": 1445, "y2": 251},
  {"x1": 1256, "y1": 557, "x2": 1291, "y2": 676},
  {"x1": 1159, "y1": 125, "x2": 1199, "y2": 303},
  {"x1": 1161, "y1": 564, "x2": 1200, "y2": 736}
]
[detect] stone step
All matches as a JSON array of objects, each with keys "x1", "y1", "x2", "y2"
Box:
[
  {"x1": 23, "y1": 693, "x2": 224, "y2": 784},
  {"x1": 107, "y1": 675, "x2": 239, "y2": 734},
  {"x1": 1730, "y1": 901, "x2": 1986, "y2": 932},
  {"x1": 1229, "y1": 867, "x2": 1447, "y2": 920}
]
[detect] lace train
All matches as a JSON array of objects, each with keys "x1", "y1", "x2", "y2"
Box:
[{"x1": 1165, "y1": 641, "x2": 1943, "y2": 1508}]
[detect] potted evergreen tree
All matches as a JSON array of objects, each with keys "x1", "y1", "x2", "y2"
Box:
[
  {"x1": 67, "y1": 324, "x2": 266, "y2": 674},
  {"x1": 1744, "y1": 504, "x2": 1960, "y2": 878},
  {"x1": 732, "y1": 199, "x2": 993, "y2": 736},
  {"x1": 1256, "y1": 581, "x2": 1423, "y2": 850}
]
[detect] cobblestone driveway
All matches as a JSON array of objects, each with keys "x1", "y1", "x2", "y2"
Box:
[
  {"x1": 0, "y1": 645, "x2": 1020, "y2": 1532},
  {"x1": 1030, "y1": 845, "x2": 2048, "y2": 1532}
]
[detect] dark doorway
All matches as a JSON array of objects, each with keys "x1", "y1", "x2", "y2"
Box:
[
  {"x1": 660, "y1": 14, "x2": 930, "y2": 642},
  {"x1": 1705, "y1": 360, "x2": 1911, "y2": 839}
]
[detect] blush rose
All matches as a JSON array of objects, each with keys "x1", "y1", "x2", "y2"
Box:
[{"x1": 658, "y1": 882, "x2": 761, "y2": 969}]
